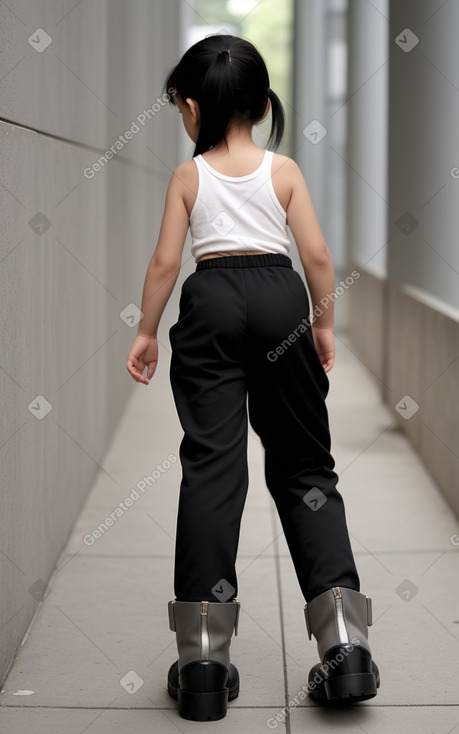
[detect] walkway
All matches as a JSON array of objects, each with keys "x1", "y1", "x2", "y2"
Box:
[{"x1": 1, "y1": 331, "x2": 458, "y2": 732}]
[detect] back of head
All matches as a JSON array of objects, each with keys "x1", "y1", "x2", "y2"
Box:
[{"x1": 164, "y1": 34, "x2": 285, "y2": 156}]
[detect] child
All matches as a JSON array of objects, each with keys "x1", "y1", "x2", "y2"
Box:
[{"x1": 126, "y1": 34, "x2": 379, "y2": 722}]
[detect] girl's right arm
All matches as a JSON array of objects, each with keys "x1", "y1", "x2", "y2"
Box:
[
  {"x1": 282, "y1": 158, "x2": 336, "y2": 372},
  {"x1": 126, "y1": 163, "x2": 192, "y2": 384}
]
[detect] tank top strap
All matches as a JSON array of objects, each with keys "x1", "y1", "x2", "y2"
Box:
[
  {"x1": 193, "y1": 154, "x2": 205, "y2": 175},
  {"x1": 260, "y1": 149, "x2": 274, "y2": 178}
]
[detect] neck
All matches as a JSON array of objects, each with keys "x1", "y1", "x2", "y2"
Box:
[{"x1": 210, "y1": 122, "x2": 257, "y2": 154}]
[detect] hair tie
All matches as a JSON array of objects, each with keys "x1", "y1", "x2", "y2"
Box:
[{"x1": 218, "y1": 48, "x2": 232, "y2": 63}]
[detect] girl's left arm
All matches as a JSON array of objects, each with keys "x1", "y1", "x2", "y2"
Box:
[{"x1": 126, "y1": 167, "x2": 190, "y2": 385}]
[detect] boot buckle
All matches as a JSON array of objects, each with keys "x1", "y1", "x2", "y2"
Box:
[
  {"x1": 168, "y1": 599, "x2": 176, "y2": 631},
  {"x1": 303, "y1": 603, "x2": 312, "y2": 640},
  {"x1": 233, "y1": 599, "x2": 241, "y2": 636},
  {"x1": 366, "y1": 596, "x2": 373, "y2": 626}
]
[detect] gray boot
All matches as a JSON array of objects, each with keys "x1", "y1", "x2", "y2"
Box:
[
  {"x1": 167, "y1": 599, "x2": 240, "y2": 721},
  {"x1": 304, "y1": 586, "x2": 380, "y2": 704}
]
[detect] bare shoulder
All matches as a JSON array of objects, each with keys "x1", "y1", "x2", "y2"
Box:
[
  {"x1": 272, "y1": 153, "x2": 299, "y2": 170},
  {"x1": 271, "y1": 154, "x2": 303, "y2": 212},
  {"x1": 171, "y1": 160, "x2": 198, "y2": 188},
  {"x1": 170, "y1": 159, "x2": 198, "y2": 215}
]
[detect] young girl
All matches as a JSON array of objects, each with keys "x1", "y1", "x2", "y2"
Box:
[{"x1": 127, "y1": 34, "x2": 379, "y2": 722}]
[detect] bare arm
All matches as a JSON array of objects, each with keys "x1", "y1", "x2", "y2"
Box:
[
  {"x1": 126, "y1": 165, "x2": 190, "y2": 384},
  {"x1": 284, "y1": 159, "x2": 336, "y2": 370}
]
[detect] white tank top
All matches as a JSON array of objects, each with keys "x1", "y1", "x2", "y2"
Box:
[{"x1": 189, "y1": 149, "x2": 291, "y2": 262}]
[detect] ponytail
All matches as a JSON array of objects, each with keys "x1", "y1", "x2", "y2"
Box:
[
  {"x1": 194, "y1": 50, "x2": 235, "y2": 156},
  {"x1": 266, "y1": 88, "x2": 285, "y2": 151},
  {"x1": 164, "y1": 35, "x2": 285, "y2": 156}
]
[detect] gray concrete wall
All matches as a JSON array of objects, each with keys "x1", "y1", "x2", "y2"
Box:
[
  {"x1": 386, "y1": 1, "x2": 459, "y2": 310},
  {"x1": 346, "y1": 0, "x2": 459, "y2": 515},
  {"x1": 384, "y1": 284, "x2": 459, "y2": 516},
  {"x1": 0, "y1": 0, "x2": 181, "y2": 684},
  {"x1": 384, "y1": 0, "x2": 459, "y2": 514}
]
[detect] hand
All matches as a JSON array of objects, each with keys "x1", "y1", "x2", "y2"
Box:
[
  {"x1": 126, "y1": 335, "x2": 158, "y2": 385},
  {"x1": 311, "y1": 325, "x2": 335, "y2": 372}
]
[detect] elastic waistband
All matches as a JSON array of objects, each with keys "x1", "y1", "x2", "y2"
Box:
[{"x1": 196, "y1": 253, "x2": 293, "y2": 271}]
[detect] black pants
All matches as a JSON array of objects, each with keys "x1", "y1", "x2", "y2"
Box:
[{"x1": 169, "y1": 254, "x2": 359, "y2": 603}]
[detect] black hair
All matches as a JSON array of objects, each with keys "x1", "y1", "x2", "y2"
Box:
[{"x1": 163, "y1": 34, "x2": 285, "y2": 157}]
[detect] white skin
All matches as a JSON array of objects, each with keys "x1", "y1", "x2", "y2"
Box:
[{"x1": 126, "y1": 92, "x2": 336, "y2": 384}]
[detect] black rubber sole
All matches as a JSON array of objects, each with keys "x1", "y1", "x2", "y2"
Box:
[
  {"x1": 308, "y1": 646, "x2": 380, "y2": 706},
  {"x1": 167, "y1": 660, "x2": 239, "y2": 721},
  {"x1": 178, "y1": 687, "x2": 228, "y2": 721}
]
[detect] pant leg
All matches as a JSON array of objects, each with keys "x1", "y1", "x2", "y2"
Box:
[
  {"x1": 243, "y1": 265, "x2": 360, "y2": 603},
  {"x1": 169, "y1": 269, "x2": 248, "y2": 602}
]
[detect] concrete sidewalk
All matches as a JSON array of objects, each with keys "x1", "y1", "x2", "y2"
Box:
[{"x1": 1, "y1": 332, "x2": 458, "y2": 733}]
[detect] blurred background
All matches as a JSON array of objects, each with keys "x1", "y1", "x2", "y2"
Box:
[{"x1": 1, "y1": 0, "x2": 458, "y2": 717}]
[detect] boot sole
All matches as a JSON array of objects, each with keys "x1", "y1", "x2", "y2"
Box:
[
  {"x1": 178, "y1": 687, "x2": 228, "y2": 721},
  {"x1": 168, "y1": 660, "x2": 239, "y2": 721},
  {"x1": 325, "y1": 671, "x2": 378, "y2": 703},
  {"x1": 309, "y1": 667, "x2": 379, "y2": 706},
  {"x1": 308, "y1": 646, "x2": 380, "y2": 706}
]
